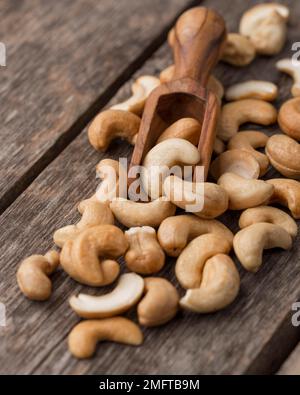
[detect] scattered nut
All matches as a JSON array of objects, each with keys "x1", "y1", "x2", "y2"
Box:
[
  {"x1": 276, "y1": 59, "x2": 300, "y2": 97},
  {"x1": 278, "y1": 98, "x2": 300, "y2": 141},
  {"x1": 221, "y1": 33, "x2": 256, "y2": 66},
  {"x1": 266, "y1": 179, "x2": 300, "y2": 219},
  {"x1": 95, "y1": 158, "x2": 125, "y2": 203},
  {"x1": 156, "y1": 118, "x2": 201, "y2": 145},
  {"x1": 17, "y1": 250, "x2": 60, "y2": 301},
  {"x1": 225, "y1": 80, "x2": 278, "y2": 102}
]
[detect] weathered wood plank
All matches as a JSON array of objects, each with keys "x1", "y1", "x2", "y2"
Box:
[
  {"x1": 0, "y1": 0, "x2": 300, "y2": 374},
  {"x1": 278, "y1": 343, "x2": 300, "y2": 375},
  {"x1": 0, "y1": 0, "x2": 193, "y2": 213}
]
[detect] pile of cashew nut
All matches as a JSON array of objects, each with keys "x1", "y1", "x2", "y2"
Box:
[{"x1": 17, "y1": 3, "x2": 300, "y2": 360}]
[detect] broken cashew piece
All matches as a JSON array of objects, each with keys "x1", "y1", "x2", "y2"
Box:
[
  {"x1": 225, "y1": 80, "x2": 278, "y2": 102},
  {"x1": 88, "y1": 109, "x2": 140, "y2": 151},
  {"x1": 137, "y1": 277, "x2": 179, "y2": 327},
  {"x1": 68, "y1": 317, "x2": 143, "y2": 359},
  {"x1": 69, "y1": 273, "x2": 144, "y2": 319},
  {"x1": 180, "y1": 254, "x2": 240, "y2": 313},
  {"x1": 278, "y1": 98, "x2": 300, "y2": 141},
  {"x1": 125, "y1": 227, "x2": 165, "y2": 274},
  {"x1": 221, "y1": 33, "x2": 256, "y2": 66},
  {"x1": 157, "y1": 118, "x2": 201, "y2": 145},
  {"x1": 276, "y1": 59, "x2": 300, "y2": 97},
  {"x1": 266, "y1": 179, "x2": 300, "y2": 219},
  {"x1": 233, "y1": 223, "x2": 292, "y2": 272},
  {"x1": 17, "y1": 250, "x2": 60, "y2": 301}
]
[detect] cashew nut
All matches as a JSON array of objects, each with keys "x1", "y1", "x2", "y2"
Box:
[
  {"x1": 227, "y1": 131, "x2": 269, "y2": 176},
  {"x1": 137, "y1": 277, "x2": 179, "y2": 327},
  {"x1": 218, "y1": 173, "x2": 274, "y2": 210},
  {"x1": 266, "y1": 179, "x2": 300, "y2": 219},
  {"x1": 221, "y1": 33, "x2": 256, "y2": 66},
  {"x1": 266, "y1": 134, "x2": 300, "y2": 180},
  {"x1": 53, "y1": 199, "x2": 114, "y2": 247},
  {"x1": 69, "y1": 273, "x2": 144, "y2": 319},
  {"x1": 225, "y1": 80, "x2": 278, "y2": 102},
  {"x1": 239, "y1": 206, "x2": 297, "y2": 238},
  {"x1": 218, "y1": 99, "x2": 277, "y2": 141},
  {"x1": 157, "y1": 214, "x2": 233, "y2": 257},
  {"x1": 233, "y1": 223, "x2": 292, "y2": 272},
  {"x1": 180, "y1": 254, "x2": 240, "y2": 313},
  {"x1": 17, "y1": 250, "x2": 60, "y2": 301},
  {"x1": 156, "y1": 118, "x2": 200, "y2": 145},
  {"x1": 125, "y1": 227, "x2": 165, "y2": 274},
  {"x1": 111, "y1": 76, "x2": 160, "y2": 115},
  {"x1": 88, "y1": 109, "x2": 140, "y2": 151},
  {"x1": 110, "y1": 197, "x2": 176, "y2": 228},
  {"x1": 163, "y1": 175, "x2": 228, "y2": 219},
  {"x1": 60, "y1": 225, "x2": 128, "y2": 286},
  {"x1": 276, "y1": 59, "x2": 300, "y2": 97},
  {"x1": 68, "y1": 317, "x2": 143, "y2": 359},
  {"x1": 278, "y1": 98, "x2": 300, "y2": 141}
]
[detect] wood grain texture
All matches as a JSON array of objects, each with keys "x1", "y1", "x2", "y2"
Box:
[
  {"x1": 0, "y1": 0, "x2": 193, "y2": 213},
  {"x1": 0, "y1": 0, "x2": 300, "y2": 374},
  {"x1": 278, "y1": 343, "x2": 300, "y2": 375}
]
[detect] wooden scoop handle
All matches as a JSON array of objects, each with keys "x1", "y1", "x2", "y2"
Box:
[{"x1": 172, "y1": 7, "x2": 226, "y2": 86}]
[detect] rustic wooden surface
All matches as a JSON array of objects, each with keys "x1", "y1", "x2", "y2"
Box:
[
  {"x1": 279, "y1": 342, "x2": 300, "y2": 374},
  {"x1": 0, "y1": 0, "x2": 300, "y2": 374}
]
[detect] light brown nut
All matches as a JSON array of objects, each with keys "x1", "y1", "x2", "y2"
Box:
[
  {"x1": 111, "y1": 76, "x2": 160, "y2": 115},
  {"x1": 233, "y1": 223, "x2": 292, "y2": 272},
  {"x1": 53, "y1": 199, "x2": 114, "y2": 248},
  {"x1": 227, "y1": 131, "x2": 269, "y2": 176},
  {"x1": 60, "y1": 225, "x2": 128, "y2": 286},
  {"x1": 175, "y1": 233, "x2": 231, "y2": 289},
  {"x1": 278, "y1": 98, "x2": 300, "y2": 141},
  {"x1": 225, "y1": 80, "x2": 278, "y2": 102},
  {"x1": 17, "y1": 251, "x2": 60, "y2": 301},
  {"x1": 218, "y1": 99, "x2": 277, "y2": 142},
  {"x1": 218, "y1": 173, "x2": 274, "y2": 210},
  {"x1": 88, "y1": 109, "x2": 140, "y2": 151},
  {"x1": 163, "y1": 175, "x2": 228, "y2": 219},
  {"x1": 68, "y1": 317, "x2": 143, "y2": 359},
  {"x1": 156, "y1": 118, "x2": 201, "y2": 145},
  {"x1": 157, "y1": 214, "x2": 233, "y2": 257},
  {"x1": 95, "y1": 159, "x2": 126, "y2": 203},
  {"x1": 69, "y1": 273, "x2": 144, "y2": 319},
  {"x1": 239, "y1": 206, "x2": 298, "y2": 238},
  {"x1": 210, "y1": 149, "x2": 260, "y2": 180},
  {"x1": 180, "y1": 254, "x2": 240, "y2": 313},
  {"x1": 266, "y1": 134, "x2": 300, "y2": 179},
  {"x1": 276, "y1": 59, "x2": 300, "y2": 97},
  {"x1": 266, "y1": 179, "x2": 300, "y2": 219},
  {"x1": 137, "y1": 277, "x2": 179, "y2": 327},
  {"x1": 125, "y1": 226, "x2": 165, "y2": 274},
  {"x1": 221, "y1": 33, "x2": 256, "y2": 66},
  {"x1": 213, "y1": 137, "x2": 226, "y2": 155}
]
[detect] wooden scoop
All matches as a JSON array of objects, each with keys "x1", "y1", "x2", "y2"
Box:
[{"x1": 129, "y1": 7, "x2": 226, "y2": 182}]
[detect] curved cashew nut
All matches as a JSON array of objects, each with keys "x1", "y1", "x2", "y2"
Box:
[
  {"x1": 88, "y1": 109, "x2": 140, "y2": 151},
  {"x1": 137, "y1": 277, "x2": 179, "y2": 327},
  {"x1": 17, "y1": 250, "x2": 60, "y2": 301},
  {"x1": 111, "y1": 76, "x2": 160, "y2": 115},
  {"x1": 125, "y1": 227, "x2": 165, "y2": 274},
  {"x1": 95, "y1": 158, "x2": 126, "y2": 203},
  {"x1": 218, "y1": 173, "x2": 274, "y2": 210},
  {"x1": 156, "y1": 118, "x2": 201, "y2": 145},
  {"x1": 239, "y1": 206, "x2": 298, "y2": 238},
  {"x1": 276, "y1": 59, "x2": 300, "y2": 97},
  {"x1": 233, "y1": 223, "x2": 292, "y2": 272},
  {"x1": 266, "y1": 134, "x2": 300, "y2": 180},
  {"x1": 53, "y1": 199, "x2": 114, "y2": 247},
  {"x1": 163, "y1": 175, "x2": 228, "y2": 219},
  {"x1": 69, "y1": 273, "x2": 144, "y2": 319},
  {"x1": 218, "y1": 99, "x2": 277, "y2": 141},
  {"x1": 110, "y1": 197, "x2": 176, "y2": 228},
  {"x1": 157, "y1": 214, "x2": 233, "y2": 257},
  {"x1": 221, "y1": 33, "x2": 256, "y2": 66},
  {"x1": 180, "y1": 254, "x2": 240, "y2": 313},
  {"x1": 60, "y1": 225, "x2": 128, "y2": 286},
  {"x1": 278, "y1": 98, "x2": 300, "y2": 141},
  {"x1": 225, "y1": 80, "x2": 278, "y2": 102},
  {"x1": 266, "y1": 179, "x2": 300, "y2": 219},
  {"x1": 68, "y1": 317, "x2": 143, "y2": 359},
  {"x1": 175, "y1": 233, "x2": 231, "y2": 290},
  {"x1": 228, "y1": 131, "x2": 269, "y2": 176}
]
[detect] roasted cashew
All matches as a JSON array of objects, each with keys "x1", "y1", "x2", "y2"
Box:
[
  {"x1": 221, "y1": 33, "x2": 256, "y2": 66},
  {"x1": 218, "y1": 99, "x2": 277, "y2": 141},
  {"x1": 156, "y1": 118, "x2": 200, "y2": 145},
  {"x1": 225, "y1": 80, "x2": 278, "y2": 102},
  {"x1": 276, "y1": 59, "x2": 300, "y2": 97},
  {"x1": 68, "y1": 317, "x2": 143, "y2": 359},
  {"x1": 125, "y1": 227, "x2": 165, "y2": 274},
  {"x1": 266, "y1": 179, "x2": 300, "y2": 219},
  {"x1": 239, "y1": 206, "x2": 297, "y2": 238},
  {"x1": 88, "y1": 109, "x2": 140, "y2": 151},
  {"x1": 95, "y1": 158, "x2": 126, "y2": 203},
  {"x1": 69, "y1": 273, "x2": 144, "y2": 319},
  {"x1": 157, "y1": 214, "x2": 233, "y2": 257},
  {"x1": 137, "y1": 277, "x2": 179, "y2": 327},
  {"x1": 278, "y1": 98, "x2": 300, "y2": 141},
  {"x1": 180, "y1": 254, "x2": 240, "y2": 313},
  {"x1": 233, "y1": 223, "x2": 292, "y2": 272},
  {"x1": 17, "y1": 250, "x2": 60, "y2": 301},
  {"x1": 60, "y1": 225, "x2": 128, "y2": 286}
]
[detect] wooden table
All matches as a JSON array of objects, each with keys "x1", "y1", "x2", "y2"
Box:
[{"x1": 0, "y1": 0, "x2": 299, "y2": 375}]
